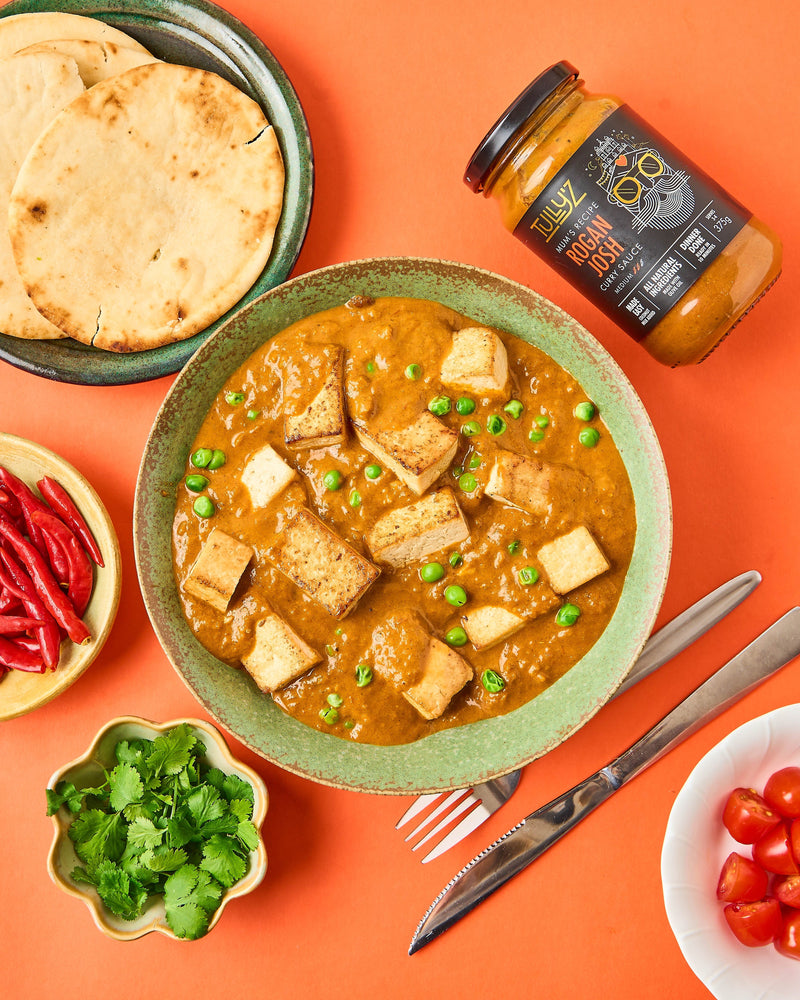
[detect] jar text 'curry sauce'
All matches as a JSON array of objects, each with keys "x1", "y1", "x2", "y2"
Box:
[{"x1": 172, "y1": 296, "x2": 636, "y2": 745}]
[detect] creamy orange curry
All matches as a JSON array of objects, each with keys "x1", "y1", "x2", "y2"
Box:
[{"x1": 172, "y1": 296, "x2": 636, "y2": 745}]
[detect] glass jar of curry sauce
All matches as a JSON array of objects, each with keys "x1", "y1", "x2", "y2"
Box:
[{"x1": 464, "y1": 61, "x2": 782, "y2": 366}]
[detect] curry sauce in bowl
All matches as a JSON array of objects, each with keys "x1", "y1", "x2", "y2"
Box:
[{"x1": 136, "y1": 258, "x2": 670, "y2": 791}]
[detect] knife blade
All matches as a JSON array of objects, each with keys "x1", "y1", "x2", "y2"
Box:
[{"x1": 409, "y1": 606, "x2": 800, "y2": 954}]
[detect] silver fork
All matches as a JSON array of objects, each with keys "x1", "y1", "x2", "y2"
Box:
[{"x1": 396, "y1": 570, "x2": 761, "y2": 863}]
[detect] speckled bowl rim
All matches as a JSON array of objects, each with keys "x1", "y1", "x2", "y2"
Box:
[
  {"x1": 0, "y1": 0, "x2": 313, "y2": 385},
  {"x1": 134, "y1": 256, "x2": 672, "y2": 794},
  {"x1": 46, "y1": 715, "x2": 269, "y2": 941}
]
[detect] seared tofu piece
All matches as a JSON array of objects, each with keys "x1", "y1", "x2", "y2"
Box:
[
  {"x1": 241, "y1": 445, "x2": 297, "y2": 508},
  {"x1": 271, "y1": 508, "x2": 380, "y2": 619},
  {"x1": 403, "y1": 637, "x2": 473, "y2": 720},
  {"x1": 284, "y1": 343, "x2": 346, "y2": 449},
  {"x1": 461, "y1": 605, "x2": 527, "y2": 650},
  {"x1": 439, "y1": 326, "x2": 508, "y2": 396},
  {"x1": 536, "y1": 526, "x2": 610, "y2": 595},
  {"x1": 352, "y1": 411, "x2": 458, "y2": 495},
  {"x1": 241, "y1": 611, "x2": 321, "y2": 692},
  {"x1": 485, "y1": 449, "x2": 590, "y2": 519},
  {"x1": 365, "y1": 488, "x2": 469, "y2": 567},
  {"x1": 184, "y1": 528, "x2": 253, "y2": 613}
]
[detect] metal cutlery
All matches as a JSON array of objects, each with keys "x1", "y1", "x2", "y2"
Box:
[
  {"x1": 397, "y1": 570, "x2": 760, "y2": 862},
  {"x1": 409, "y1": 605, "x2": 800, "y2": 954}
]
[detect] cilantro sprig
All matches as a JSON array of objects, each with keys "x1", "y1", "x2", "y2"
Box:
[{"x1": 47, "y1": 724, "x2": 259, "y2": 939}]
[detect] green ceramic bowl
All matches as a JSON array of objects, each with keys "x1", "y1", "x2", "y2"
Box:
[
  {"x1": 0, "y1": 0, "x2": 313, "y2": 385},
  {"x1": 134, "y1": 257, "x2": 672, "y2": 793}
]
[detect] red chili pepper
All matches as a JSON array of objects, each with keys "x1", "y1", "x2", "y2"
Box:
[
  {"x1": 0, "y1": 467, "x2": 50, "y2": 554},
  {"x1": 0, "y1": 635, "x2": 45, "y2": 672},
  {"x1": 0, "y1": 616, "x2": 43, "y2": 635},
  {"x1": 0, "y1": 548, "x2": 61, "y2": 669},
  {"x1": 37, "y1": 476, "x2": 104, "y2": 567},
  {"x1": 0, "y1": 586, "x2": 21, "y2": 614},
  {"x1": 0, "y1": 519, "x2": 89, "y2": 646},
  {"x1": 0, "y1": 486, "x2": 24, "y2": 528},
  {"x1": 32, "y1": 509, "x2": 94, "y2": 617}
]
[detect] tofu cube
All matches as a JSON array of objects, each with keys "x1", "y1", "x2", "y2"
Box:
[
  {"x1": 241, "y1": 611, "x2": 321, "y2": 692},
  {"x1": 485, "y1": 450, "x2": 590, "y2": 518},
  {"x1": 184, "y1": 528, "x2": 253, "y2": 613},
  {"x1": 536, "y1": 526, "x2": 610, "y2": 595},
  {"x1": 270, "y1": 508, "x2": 380, "y2": 619},
  {"x1": 365, "y1": 488, "x2": 469, "y2": 567},
  {"x1": 241, "y1": 445, "x2": 297, "y2": 508},
  {"x1": 284, "y1": 343, "x2": 346, "y2": 449},
  {"x1": 461, "y1": 605, "x2": 527, "y2": 651},
  {"x1": 353, "y1": 411, "x2": 458, "y2": 495},
  {"x1": 403, "y1": 637, "x2": 473, "y2": 720},
  {"x1": 439, "y1": 326, "x2": 508, "y2": 396}
]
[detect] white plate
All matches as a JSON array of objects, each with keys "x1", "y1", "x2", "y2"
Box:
[{"x1": 662, "y1": 704, "x2": 800, "y2": 999}]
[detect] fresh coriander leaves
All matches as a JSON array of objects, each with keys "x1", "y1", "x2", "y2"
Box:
[{"x1": 46, "y1": 724, "x2": 258, "y2": 939}]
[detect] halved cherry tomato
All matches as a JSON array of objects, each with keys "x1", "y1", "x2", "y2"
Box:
[
  {"x1": 753, "y1": 821, "x2": 800, "y2": 875},
  {"x1": 717, "y1": 852, "x2": 769, "y2": 902},
  {"x1": 724, "y1": 898, "x2": 783, "y2": 947},
  {"x1": 791, "y1": 818, "x2": 800, "y2": 867},
  {"x1": 764, "y1": 767, "x2": 800, "y2": 819},
  {"x1": 723, "y1": 787, "x2": 782, "y2": 844},
  {"x1": 773, "y1": 875, "x2": 800, "y2": 909},
  {"x1": 775, "y1": 911, "x2": 800, "y2": 961}
]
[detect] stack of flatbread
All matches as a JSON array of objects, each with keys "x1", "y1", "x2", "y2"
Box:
[{"x1": 0, "y1": 12, "x2": 284, "y2": 353}]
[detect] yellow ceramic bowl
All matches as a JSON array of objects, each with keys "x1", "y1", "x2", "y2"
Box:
[{"x1": 46, "y1": 716, "x2": 268, "y2": 941}]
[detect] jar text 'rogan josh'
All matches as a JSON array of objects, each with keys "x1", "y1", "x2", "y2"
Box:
[{"x1": 464, "y1": 61, "x2": 782, "y2": 366}]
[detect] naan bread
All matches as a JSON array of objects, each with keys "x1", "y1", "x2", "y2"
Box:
[
  {"x1": 0, "y1": 51, "x2": 85, "y2": 340},
  {"x1": 9, "y1": 62, "x2": 285, "y2": 353},
  {"x1": 17, "y1": 39, "x2": 159, "y2": 87},
  {"x1": 0, "y1": 11, "x2": 151, "y2": 59}
]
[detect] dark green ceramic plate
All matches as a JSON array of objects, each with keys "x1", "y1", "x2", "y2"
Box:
[
  {"x1": 0, "y1": 0, "x2": 313, "y2": 385},
  {"x1": 134, "y1": 258, "x2": 672, "y2": 793}
]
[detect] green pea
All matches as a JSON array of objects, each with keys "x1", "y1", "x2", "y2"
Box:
[
  {"x1": 225, "y1": 390, "x2": 245, "y2": 405},
  {"x1": 579, "y1": 427, "x2": 600, "y2": 448},
  {"x1": 327, "y1": 692, "x2": 343, "y2": 708},
  {"x1": 535, "y1": 414, "x2": 550, "y2": 428},
  {"x1": 503, "y1": 399, "x2": 523, "y2": 419},
  {"x1": 452, "y1": 465, "x2": 463, "y2": 478},
  {"x1": 486, "y1": 414, "x2": 507, "y2": 436},
  {"x1": 461, "y1": 419, "x2": 481, "y2": 436},
  {"x1": 428, "y1": 395, "x2": 451, "y2": 416},
  {"x1": 455, "y1": 396, "x2": 476, "y2": 415},
  {"x1": 445, "y1": 626, "x2": 468, "y2": 647},
  {"x1": 185, "y1": 474, "x2": 209, "y2": 493},
  {"x1": 348, "y1": 489, "x2": 362, "y2": 508},
  {"x1": 405, "y1": 363, "x2": 421, "y2": 380},
  {"x1": 247, "y1": 409, "x2": 260, "y2": 420},
  {"x1": 207, "y1": 449, "x2": 226, "y2": 470},
  {"x1": 528, "y1": 428, "x2": 545, "y2": 442},
  {"x1": 343, "y1": 719, "x2": 355, "y2": 730},
  {"x1": 319, "y1": 706, "x2": 339, "y2": 724},
  {"x1": 574, "y1": 401, "x2": 596, "y2": 422},
  {"x1": 419, "y1": 562, "x2": 444, "y2": 583},
  {"x1": 191, "y1": 448, "x2": 212, "y2": 468},
  {"x1": 467, "y1": 452, "x2": 482, "y2": 470},
  {"x1": 365, "y1": 360, "x2": 377, "y2": 374},
  {"x1": 556, "y1": 603, "x2": 581, "y2": 627},
  {"x1": 323, "y1": 469, "x2": 343, "y2": 491},
  {"x1": 444, "y1": 584, "x2": 467, "y2": 607},
  {"x1": 481, "y1": 669, "x2": 505, "y2": 693},
  {"x1": 458, "y1": 472, "x2": 477, "y2": 493},
  {"x1": 355, "y1": 663, "x2": 373, "y2": 687},
  {"x1": 507, "y1": 539, "x2": 520, "y2": 555},
  {"x1": 519, "y1": 566, "x2": 539, "y2": 586},
  {"x1": 448, "y1": 551, "x2": 463, "y2": 568},
  {"x1": 364, "y1": 464, "x2": 382, "y2": 480},
  {"x1": 192, "y1": 496, "x2": 215, "y2": 518}
]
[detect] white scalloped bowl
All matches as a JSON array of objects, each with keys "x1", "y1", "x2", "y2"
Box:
[
  {"x1": 662, "y1": 704, "x2": 800, "y2": 999},
  {"x1": 47, "y1": 716, "x2": 268, "y2": 941}
]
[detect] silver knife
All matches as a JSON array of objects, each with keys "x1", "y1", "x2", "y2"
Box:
[
  {"x1": 409, "y1": 606, "x2": 800, "y2": 954},
  {"x1": 406, "y1": 569, "x2": 761, "y2": 862}
]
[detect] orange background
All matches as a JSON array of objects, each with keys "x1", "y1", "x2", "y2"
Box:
[{"x1": 2, "y1": 1, "x2": 800, "y2": 997}]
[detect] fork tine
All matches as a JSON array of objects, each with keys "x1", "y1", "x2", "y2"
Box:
[
  {"x1": 403, "y1": 789, "x2": 471, "y2": 842},
  {"x1": 410, "y1": 793, "x2": 480, "y2": 853},
  {"x1": 395, "y1": 791, "x2": 443, "y2": 830}
]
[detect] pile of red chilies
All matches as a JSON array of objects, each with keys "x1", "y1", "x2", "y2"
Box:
[{"x1": 0, "y1": 466, "x2": 103, "y2": 678}]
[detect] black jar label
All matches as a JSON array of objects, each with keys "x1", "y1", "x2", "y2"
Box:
[{"x1": 513, "y1": 105, "x2": 749, "y2": 339}]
